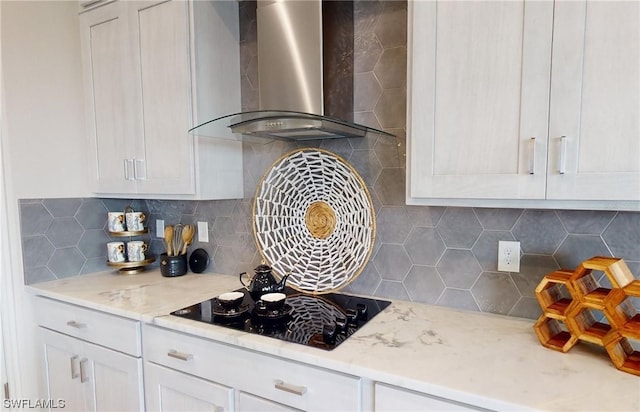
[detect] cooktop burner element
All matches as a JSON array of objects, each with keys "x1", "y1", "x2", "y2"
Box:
[{"x1": 171, "y1": 288, "x2": 391, "y2": 350}]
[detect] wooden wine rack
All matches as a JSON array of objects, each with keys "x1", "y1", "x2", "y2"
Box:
[{"x1": 534, "y1": 256, "x2": 640, "y2": 376}]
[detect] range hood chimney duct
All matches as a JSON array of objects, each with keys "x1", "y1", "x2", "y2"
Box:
[{"x1": 190, "y1": 0, "x2": 393, "y2": 142}]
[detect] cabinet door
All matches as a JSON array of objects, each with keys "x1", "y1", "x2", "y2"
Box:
[
  {"x1": 128, "y1": 0, "x2": 196, "y2": 195},
  {"x1": 40, "y1": 328, "x2": 144, "y2": 412},
  {"x1": 238, "y1": 392, "x2": 301, "y2": 412},
  {"x1": 375, "y1": 383, "x2": 487, "y2": 412},
  {"x1": 408, "y1": 1, "x2": 553, "y2": 200},
  {"x1": 547, "y1": 1, "x2": 640, "y2": 201},
  {"x1": 84, "y1": 335, "x2": 145, "y2": 411},
  {"x1": 41, "y1": 329, "x2": 93, "y2": 411},
  {"x1": 145, "y1": 362, "x2": 233, "y2": 412},
  {"x1": 79, "y1": 1, "x2": 140, "y2": 194}
]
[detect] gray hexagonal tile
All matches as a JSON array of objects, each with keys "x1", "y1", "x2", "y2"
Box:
[
  {"x1": 373, "y1": 244, "x2": 411, "y2": 281},
  {"x1": 436, "y1": 289, "x2": 479, "y2": 312},
  {"x1": 436, "y1": 249, "x2": 481, "y2": 289},
  {"x1": 404, "y1": 227, "x2": 445, "y2": 266},
  {"x1": 554, "y1": 235, "x2": 611, "y2": 270},
  {"x1": 48, "y1": 248, "x2": 85, "y2": 278},
  {"x1": 320, "y1": 138, "x2": 354, "y2": 160},
  {"x1": 374, "y1": 168, "x2": 405, "y2": 206},
  {"x1": 43, "y1": 198, "x2": 81, "y2": 217},
  {"x1": 45, "y1": 218, "x2": 84, "y2": 248},
  {"x1": 102, "y1": 199, "x2": 134, "y2": 213},
  {"x1": 349, "y1": 150, "x2": 382, "y2": 187},
  {"x1": 81, "y1": 257, "x2": 110, "y2": 275},
  {"x1": 22, "y1": 235, "x2": 54, "y2": 269},
  {"x1": 344, "y1": 262, "x2": 382, "y2": 296},
  {"x1": 354, "y1": 0, "x2": 383, "y2": 34},
  {"x1": 471, "y1": 272, "x2": 520, "y2": 315},
  {"x1": 474, "y1": 208, "x2": 523, "y2": 230},
  {"x1": 20, "y1": 203, "x2": 53, "y2": 236},
  {"x1": 509, "y1": 297, "x2": 542, "y2": 320},
  {"x1": 353, "y1": 112, "x2": 383, "y2": 136},
  {"x1": 354, "y1": 72, "x2": 382, "y2": 112},
  {"x1": 374, "y1": 3, "x2": 407, "y2": 48},
  {"x1": 376, "y1": 207, "x2": 412, "y2": 244},
  {"x1": 472, "y1": 231, "x2": 515, "y2": 271},
  {"x1": 512, "y1": 254, "x2": 559, "y2": 297},
  {"x1": 436, "y1": 208, "x2": 482, "y2": 249},
  {"x1": 24, "y1": 266, "x2": 57, "y2": 285},
  {"x1": 78, "y1": 229, "x2": 110, "y2": 259},
  {"x1": 374, "y1": 47, "x2": 407, "y2": 89},
  {"x1": 374, "y1": 87, "x2": 406, "y2": 129},
  {"x1": 375, "y1": 280, "x2": 410, "y2": 301},
  {"x1": 557, "y1": 210, "x2": 616, "y2": 234},
  {"x1": 355, "y1": 32, "x2": 383, "y2": 73},
  {"x1": 76, "y1": 198, "x2": 108, "y2": 230},
  {"x1": 406, "y1": 206, "x2": 445, "y2": 227},
  {"x1": 602, "y1": 212, "x2": 640, "y2": 261},
  {"x1": 374, "y1": 133, "x2": 402, "y2": 168},
  {"x1": 404, "y1": 265, "x2": 445, "y2": 304},
  {"x1": 513, "y1": 210, "x2": 567, "y2": 254}
]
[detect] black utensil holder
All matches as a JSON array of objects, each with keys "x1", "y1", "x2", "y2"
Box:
[{"x1": 160, "y1": 253, "x2": 187, "y2": 277}]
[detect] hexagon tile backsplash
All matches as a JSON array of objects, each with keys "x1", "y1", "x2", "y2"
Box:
[
  {"x1": 17, "y1": 1, "x2": 640, "y2": 321},
  {"x1": 18, "y1": 197, "x2": 640, "y2": 320}
]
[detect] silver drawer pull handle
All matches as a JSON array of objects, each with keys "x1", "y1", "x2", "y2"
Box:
[
  {"x1": 79, "y1": 358, "x2": 89, "y2": 383},
  {"x1": 274, "y1": 379, "x2": 307, "y2": 396},
  {"x1": 66, "y1": 320, "x2": 86, "y2": 329},
  {"x1": 70, "y1": 355, "x2": 79, "y2": 379},
  {"x1": 167, "y1": 349, "x2": 193, "y2": 361}
]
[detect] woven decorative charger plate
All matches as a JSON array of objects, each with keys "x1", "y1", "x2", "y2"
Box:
[{"x1": 253, "y1": 148, "x2": 376, "y2": 294}]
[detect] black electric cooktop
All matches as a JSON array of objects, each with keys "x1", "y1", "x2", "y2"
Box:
[{"x1": 171, "y1": 287, "x2": 391, "y2": 351}]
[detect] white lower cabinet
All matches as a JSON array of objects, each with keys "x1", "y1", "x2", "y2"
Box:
[
  {"x1": 142, "y1": 324, "x2": 361, "y2": 411},
  {"x1": 144, "y1": 362, "x2": 232, "y2": 412},
  {"x1": 35, "y1": 297, "x2": 144, "y2": 411},
  {"x1": 374, "y1": 383, "x2": 489, "y2": 412}
]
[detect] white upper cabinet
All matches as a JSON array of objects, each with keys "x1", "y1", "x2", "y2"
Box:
[
  {"x1": 547, "y1": 1, "x2": 640, "y2": 201},
  {"x1": 80, "y1": 0, "x2": 243, "y2": 199},
  {"x1": 407, "y1": 0, "x2": 640, "y2": 210}
]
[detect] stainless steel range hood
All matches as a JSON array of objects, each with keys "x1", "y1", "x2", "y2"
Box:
[{"x1": 190, "y1": 0, "x2": 393, "y2": 142}]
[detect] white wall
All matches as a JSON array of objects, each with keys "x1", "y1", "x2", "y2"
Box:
[{"x1": 1, "y1": 0, "x2": 89, "y2": 399}]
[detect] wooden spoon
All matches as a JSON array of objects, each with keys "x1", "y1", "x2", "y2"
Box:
[
  {"x1": 181, "y1": 224, "x2": 195, "y2": 255},
  {"x1": 164, "y1": 225, "x2": 174, "y2": 256}
]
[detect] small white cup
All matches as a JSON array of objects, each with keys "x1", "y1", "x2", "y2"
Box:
[
  {"x1": 127, "y1": 241, "x2": 147, "y2": 262},
  {"x1": 107, "y1": 242, "x2": 125, "y2": 263},
  {"x1": 125, "y1": 211, "x2": 146, "y2": 232},
  {"x1": 107, "y1": 212, "x2": 125, "y2": 232}
]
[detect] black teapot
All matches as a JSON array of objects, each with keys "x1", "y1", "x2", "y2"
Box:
[{"x1": 239, "y1": 264, "x2": 289, "y2": 301}]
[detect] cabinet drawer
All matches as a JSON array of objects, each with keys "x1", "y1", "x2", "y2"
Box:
[
  {"x1": 375, "y1": 383, "x2": 489, "y2": 411},
  {"x1": 34, "y1": 296, "x2": 141, "y2": 356},
  {"x1": 143, "y1": 324, "x2": 360, "y2": 411}
]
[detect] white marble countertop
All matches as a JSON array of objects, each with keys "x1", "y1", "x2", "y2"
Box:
[{"x1": 27, "y1": 270, "x2": 640, "y2": 412}]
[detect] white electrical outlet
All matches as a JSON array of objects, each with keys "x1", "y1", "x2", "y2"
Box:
[
  {"x1": 498, "y1": 241, "x2": 520, "y2": 272},
  {"x1": 197, "y1": 221, "x2": 209, "y2": 242},
  {"x1": 156, "y1": 219, "x2": 165, "y2": 238}
]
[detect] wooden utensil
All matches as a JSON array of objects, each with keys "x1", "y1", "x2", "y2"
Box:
[
  {"x1": 164, "y1": 225, "x2": 174, "y2": 256},
  {"x1": 181, "y1": 224, "x2": 195, "y2": 255}
]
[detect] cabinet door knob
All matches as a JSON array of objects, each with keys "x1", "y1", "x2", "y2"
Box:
[
  {"x1": 167, "y1": 349, "x2": 193, "y2": 361},
  {"x1": 528, "y1": 137, "x2": 536, "y2": 174},
  {"x1": 66, "y1": 320, "x2": 86, "y2": 329},
  {"x1": 274, "y1": 379, "x2": 307, "y2": 396}
]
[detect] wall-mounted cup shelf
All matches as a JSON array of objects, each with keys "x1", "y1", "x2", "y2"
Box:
[{"x1": 534, "y1": 256, "x2": 640, "y2": 376}]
